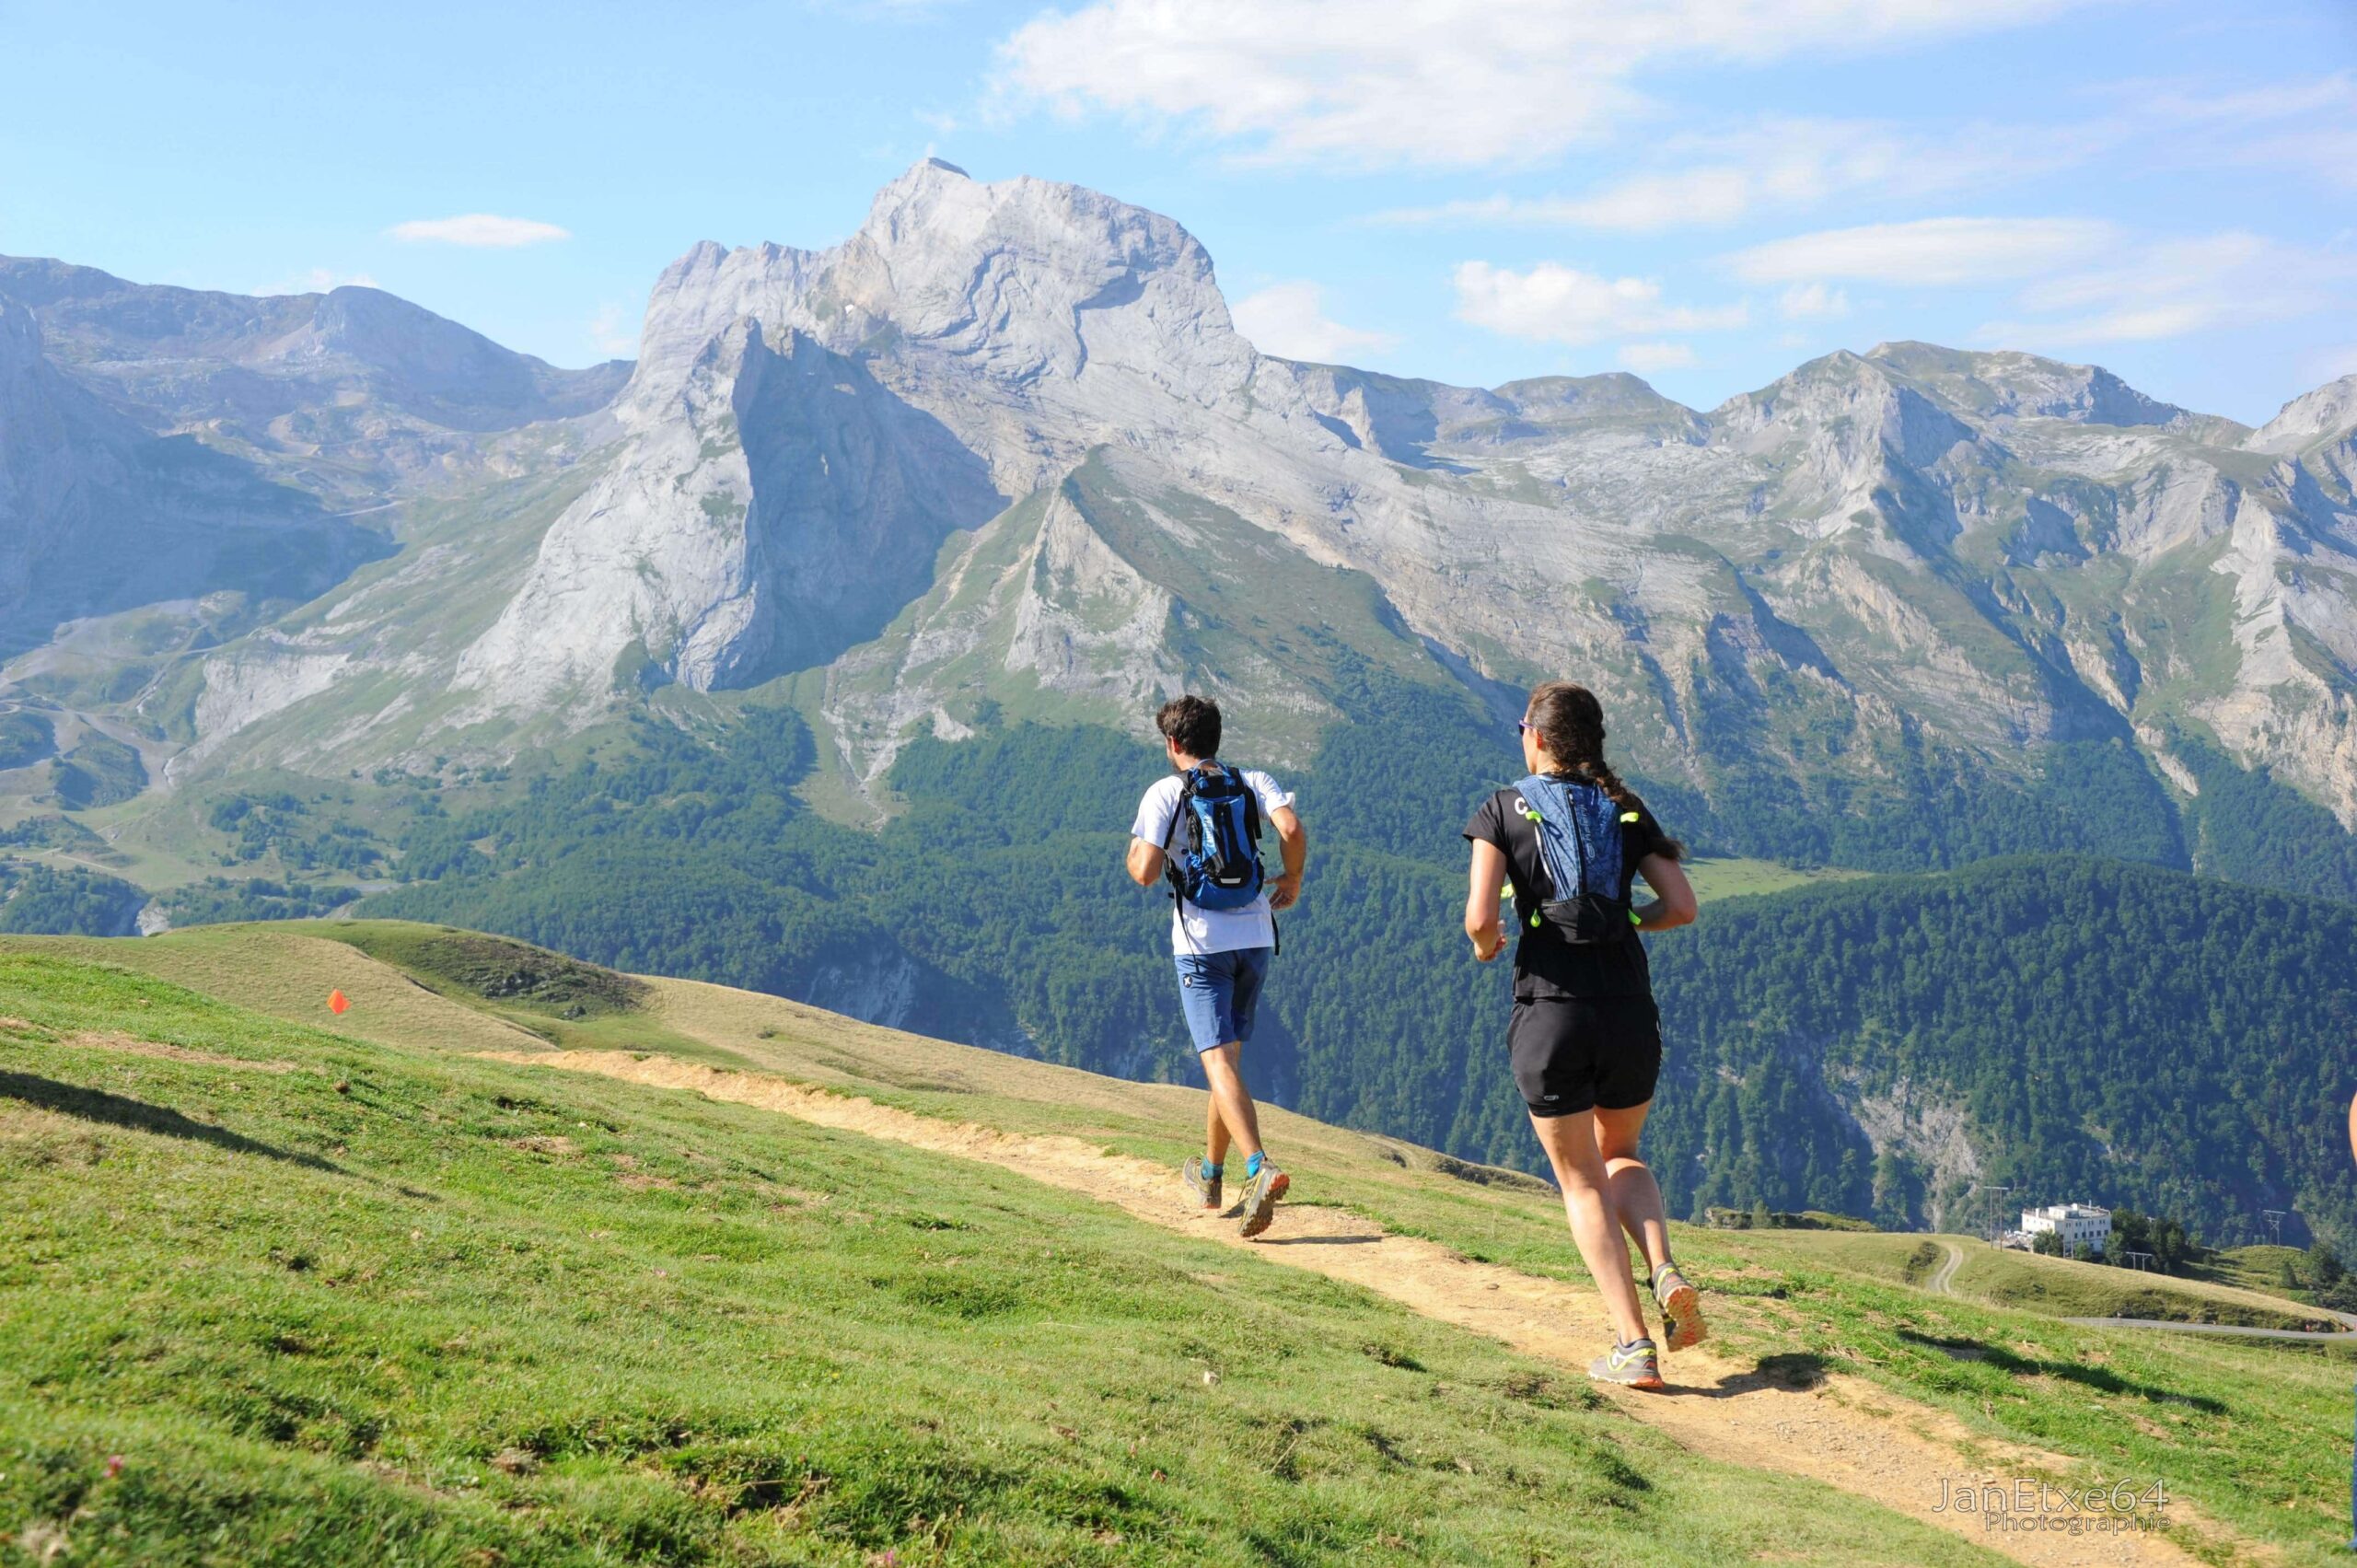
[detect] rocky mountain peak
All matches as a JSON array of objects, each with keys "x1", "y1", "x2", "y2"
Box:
[
  {"x1": 2249, "y1": 374, "x2": 2357, "y2": 455},
  {"x1": 1864, "y1": 341, "x2": 2194, "y2": 429},
  {"x1": 1713, "y1": 348, "x2": 1965, "y2": 457},
  {"x1": 626, "y1": 162, "x2": 1253, "y2": 457}
]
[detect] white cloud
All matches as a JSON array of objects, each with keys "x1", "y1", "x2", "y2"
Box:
[
  {"x1": 1453, "y1": 261, "x2": 1747, "y2": 347},
  {"x1": 1618, "y1": 341, "x2": 1697, "y2": 373},
  {"x1": 388, "y1": 214, "x2": 572, "y2": 248},
  {"x1": 1371, "y1": 115, "x2": 2092, "y2": 231},
  {"x1": 993, "y1": 0, "x2": 2081, "y2": 168},
  {"x1": 1777, "y1": 283, "x2": 1850, "y2": 319},
  {"x1": 1381, "y1": 168, "x2": 1757, "y2": 232},
  {"x1": 253, "y1": 268, "x2": 379, "y2": 296},
  {"x1": 589, "y1": 302, "x2": 638, "y2": 356},
  {"x1": 1229, "y1": 281, "x2": 1398, "y2": 363},
  {"x1": 1989, "y1": 232, "x2": 2356, "y2": 343},
  {"x1": 2119, "y1": 72, "x2": 2357, "y2": 191},
  {"x1": 1730, "y1": 217, "x2": 2115, "y2": 286}
]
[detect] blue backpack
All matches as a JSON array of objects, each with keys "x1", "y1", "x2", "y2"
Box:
[
  {"x1": 1514, "y1": 772, "x2": 1636, "y2": 945},
  {"x1": 1165, "y1": 764, "x2": 1266, "y2": 912}
]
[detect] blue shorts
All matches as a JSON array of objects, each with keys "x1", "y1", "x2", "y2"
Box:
[{"x1": 1173, "y1": 947, "x2": 1272, "y2": 1054}]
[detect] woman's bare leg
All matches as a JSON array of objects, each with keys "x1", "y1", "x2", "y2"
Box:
[
  {"x1": 1527, "y1": 1109, "x2": 1650, "y2": 1344},
  {"x1": 1595, "y1": 1099, "x2": 1673, "y2": 1280}
]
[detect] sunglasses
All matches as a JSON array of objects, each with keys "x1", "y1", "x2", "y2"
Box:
[{"x1": 1516, "y1": 720, "x2": 1537, "y2": 735}]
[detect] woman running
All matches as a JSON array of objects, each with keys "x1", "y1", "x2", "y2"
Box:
[{"x1": 1462, "y1": 680, "x2": 1701, "y2": 1388}]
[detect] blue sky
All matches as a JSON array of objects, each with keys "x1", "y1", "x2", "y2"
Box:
[{"x1": 2, "y1": 0, "x2": 2351, "y2": 423}]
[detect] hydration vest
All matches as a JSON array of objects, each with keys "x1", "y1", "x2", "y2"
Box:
[{"x1": 1513, "y1": 772, "x2": 1640, "y2": 945}]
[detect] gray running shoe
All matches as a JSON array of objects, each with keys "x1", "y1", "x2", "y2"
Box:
[
  {"x1": 1237, "y1": 1161, "x2": 1289, "y2": 1238},
  {"x1": 1653, "y1": 1264, "x2": 1708, "y2": 1353},
  {"x1": 1588, "y1": 1338, "x2": 1665, "y2": 1389},
  {"x1": 1182, "y1": 1155, "x2": 1223, "y2": 1213}
]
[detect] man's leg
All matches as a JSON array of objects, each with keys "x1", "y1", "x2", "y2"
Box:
[
  {"x1": 1200, "y1": 1040, "x2": 1262, "y2": 1161},
  {"x1": 1595, "y1": 1100, "x2": 1671, "y2": 1277},
  {"x1": 1205, "y1": 1087, "x2": 1232, "y2": 1170},
  {"x1": 1527, "y1": 1109, "x2": 1650, "y2": 1347}
]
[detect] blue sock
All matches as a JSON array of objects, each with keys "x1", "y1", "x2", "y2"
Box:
[
  {"x1": 1202, "y1": 1160, "x2": 1223, "y2": 1178},
  {"x1": 1246, "y1": 1151, "x2": 1265, "y2": 1179}
]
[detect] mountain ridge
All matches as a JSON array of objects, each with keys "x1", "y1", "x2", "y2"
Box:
[{"x1": 2, "y1": 159, "x2": 2355, "y2": 851}]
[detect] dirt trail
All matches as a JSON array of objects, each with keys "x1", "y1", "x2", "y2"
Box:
[
  {"x1": 1932, "y1": 1240, "x2": 1965, "y2": 1296},
  {"x1": 488, "y1": 1051, "x2": 2230, "y2": 1568}
]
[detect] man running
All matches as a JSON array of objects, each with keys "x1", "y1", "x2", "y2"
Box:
[{"x1": 1126, "y1": 695, "x2": 1306, "y2": 1238}]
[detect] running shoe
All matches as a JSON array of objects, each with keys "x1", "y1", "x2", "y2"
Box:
[
  {"x1": 1653, "y1": 1263, "x2": 1708, "y2": 1353},
  {"x1": 1182, "y1": 1155, "x2": 1223, "y2": 1213},
  {"x1": 1237, "y1": 1160, "x2": 1289, "y2": 1238},
  {"x1": 1588, "y1": 1338, "x2": 1666, "y2": 1389}
]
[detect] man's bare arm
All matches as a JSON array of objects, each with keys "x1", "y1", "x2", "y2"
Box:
[
  {"x1": 1126, "y1": 837, "x2": 1166, "y2": 889},
  {"x1": 1269, "y1": 804, "x2": 1306, "y2": 911}
]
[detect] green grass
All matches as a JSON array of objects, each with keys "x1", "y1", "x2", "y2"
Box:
[
  {"x1": 276, "y1": 920, "x2": 737, "y2": 1064},
  {"x1": 0, "y1": 947, "x2": 2003, "y2": 1566},
  {"x1": 1681, "y1": 857, "x2": 1863, "y2": 905},
  {"x1": 21, "y1": 920, "x2": 2357, "y2": 1562},
  {"x1": 305, "y1": 921, "x2": 649, "y2": 1020},
  {"x1": 2201, "y1": 1244, "x2": 2320, "y2": 1301}
]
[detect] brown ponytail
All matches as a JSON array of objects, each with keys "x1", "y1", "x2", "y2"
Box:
[{"x1": 1525, "y1": 679, "x2": 1684, "y2": 861}]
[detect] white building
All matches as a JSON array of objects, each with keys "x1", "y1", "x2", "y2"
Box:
[{"x1": 2021, "y1": 1203, "x2": 2111, "y2": 1252}]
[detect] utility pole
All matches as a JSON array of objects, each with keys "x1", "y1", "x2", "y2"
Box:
[
  {"x1": 2263, "y1": 1209, "x2": 2286, "y2": 1249},
  {"x1": 1985, "y1": 1185, "x2": 2014, "y2": 1247}
]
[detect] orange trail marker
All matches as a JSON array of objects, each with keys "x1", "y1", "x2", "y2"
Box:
[{"x1": 328, "y1": 989, "x2": 350, "y2": 1016}]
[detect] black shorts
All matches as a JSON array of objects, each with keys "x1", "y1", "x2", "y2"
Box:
[{"x1": 1508, "y1": 995, "x2": 1662, "y2": 1118}]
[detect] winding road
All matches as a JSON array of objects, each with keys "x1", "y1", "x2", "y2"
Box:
[{"x1": 1924, "y1": 1238, "x2": 2350, "y2": 1342}]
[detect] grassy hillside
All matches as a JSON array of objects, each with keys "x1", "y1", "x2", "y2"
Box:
[
  {"x1": 1736, "y1": 1230, "x2": 2340, "y2": 1330},
  {"x1": 11, "y1": 923, "x2": 2357, "y2": 1562},
  {"x1": 3, "y1": 937, "x2": 2015, "y2": 1566}
]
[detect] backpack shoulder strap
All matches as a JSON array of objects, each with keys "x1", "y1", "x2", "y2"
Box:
[
  {"x1": 1164, "y1": 772, "x2": 1197, "y2": 906},
  {"x1": 1516, "y1": 772, "x2": 1588, "y2": 901}
]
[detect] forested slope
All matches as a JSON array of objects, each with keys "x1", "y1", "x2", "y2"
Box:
[{"x1": 1649, "y1": 858, "x2": 2357, "y2": 1245}]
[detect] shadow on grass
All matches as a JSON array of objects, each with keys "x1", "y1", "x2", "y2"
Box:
[
  {"x1": 0, "y1": 1071, "x2": 344, "y2": 1172},
  {"x1": 1677, "y1": 1352, "x2": 1830, "y2": 1398},
  {"x1": 1894, "y1": 1330, "x2": 2227, "y2": 1413}
]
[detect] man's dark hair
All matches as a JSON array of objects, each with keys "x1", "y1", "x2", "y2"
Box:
[{"x1": 1155, "y1": 694, "x2": 1222, "y2": 759}]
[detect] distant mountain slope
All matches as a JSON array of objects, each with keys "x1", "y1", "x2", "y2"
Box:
[
  {"x1": 0, "y1": 255, "x2": 629, "y2": 501},
  {"x1": 0, "y1": 297, "x2": 389, "y2": 656}
]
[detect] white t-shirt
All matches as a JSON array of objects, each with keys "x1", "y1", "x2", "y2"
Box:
[{"x1": 1131, "y1": 766, "x2": 1294, "y2": 956}]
